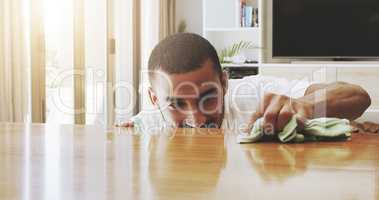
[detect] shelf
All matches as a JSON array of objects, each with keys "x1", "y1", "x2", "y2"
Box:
[
  {"x1": 222, "y1": 63, "x2": 259, "y2": 68},
  {"x1": 221, "y1": 62, "x2": 379, "y2": 68},
  {"x1": 205, "y1": 27, "x2": 260, "y2": 32},
  {"x1": 259, "y1": 63, "x2": 379, "y2": 68}
]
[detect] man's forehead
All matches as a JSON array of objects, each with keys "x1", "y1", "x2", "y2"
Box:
[
  {"x1": 154, "y1": 80, "x2": 218, "y2": 100},
  {"x1": 152, "y1": 62, "x2": 221, "y2": 97},
  {"x1": 168, "y1": 84, "x2": 219, "y2": 100}
]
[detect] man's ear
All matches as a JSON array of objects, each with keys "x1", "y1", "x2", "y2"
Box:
[
  {"x1": 221, "y1": 70, "x2": 228, "y2": 95},
  {"x1": 148, "y1": 87, "x2": 158, "y2": 106}
]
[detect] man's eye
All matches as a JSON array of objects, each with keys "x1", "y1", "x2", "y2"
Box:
[
  {"x1": 198, "y1": 95, "x2": 220, "y2": 112},
  {"x1": 169, "y1": 101, "x2": 186, "y2": 109},
  {"x1": 200, "y1": 95, "x2": 218, "y2": 105}
]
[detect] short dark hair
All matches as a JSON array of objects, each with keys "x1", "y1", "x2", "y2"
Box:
[{"x1": 148, "y1": 33, "x2": 222, "y2": 82}]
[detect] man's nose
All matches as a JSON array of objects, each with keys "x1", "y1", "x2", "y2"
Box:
[{"x1": 185, "y1": 110, "x2": 207, "y2": 128}]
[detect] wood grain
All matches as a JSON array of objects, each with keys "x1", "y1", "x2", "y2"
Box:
[{"x1": 1, "y1": 123, "x2": 379, "y2": 200}]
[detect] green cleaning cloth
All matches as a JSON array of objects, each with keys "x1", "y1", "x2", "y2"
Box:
[{"x1": 237, "y1": 117, "x2": 352, "y2": 143}]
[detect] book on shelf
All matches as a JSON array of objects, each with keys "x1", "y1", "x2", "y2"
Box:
[
  {"x1": 245, "y1": 6, "x2": 253, "y2": 27},
  {"x1": 240, "y1": 0, "x2": 246, "y2": 27},
  {"x1": 239, "y1": 0, "x2": 259, "y2": 28},
  {"x1": 253, "y1": 8, "x2": 259, "y2": 27}
]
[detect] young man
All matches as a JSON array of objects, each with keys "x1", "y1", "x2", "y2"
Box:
[{"x1": 117, "y1": 33, "x2": 371, "y2": 134}]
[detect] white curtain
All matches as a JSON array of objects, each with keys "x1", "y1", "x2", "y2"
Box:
[
  {"x1": 159, "y1": 0, "x2": 176, "y2": 40},
  {"x1": 137, "y1": 0, "x2": 176, "y2": 113},
  {"x1": 0, "y1": 0, "x2": 29, "y2": 122},
  {"x1": 0, "y1": 0, "x2": 167, "y2": 124}
]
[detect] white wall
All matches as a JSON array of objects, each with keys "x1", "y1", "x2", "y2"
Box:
[
  {"x1": 203, "y1": 0, "x2": 237, "y2": 29},
  {"x1": 175, "y1": 0, "x2": 203, "y2": 34}
]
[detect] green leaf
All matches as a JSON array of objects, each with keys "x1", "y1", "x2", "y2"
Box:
[{"x1": 218, "y1": 40, "x2": 256, "y2": 63}]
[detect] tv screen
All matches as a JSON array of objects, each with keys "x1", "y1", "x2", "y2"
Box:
[{"x1": 273, "y1": 0, "x2": 379, "y2": 58}]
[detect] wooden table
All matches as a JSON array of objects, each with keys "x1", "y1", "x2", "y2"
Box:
[{"x1": 1, "y1": 123, "x2": 379, "y2": 200}]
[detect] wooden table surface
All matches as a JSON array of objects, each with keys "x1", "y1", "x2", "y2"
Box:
[{"x1": 1, "y1": 123, "x2": 379, "y2": 200}]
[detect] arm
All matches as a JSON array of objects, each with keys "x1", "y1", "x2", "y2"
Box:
[
  {"x1": 300, "y1": 81, "x2": 371, "y2": 120},
  {"x1": 115, "y1": 114, "x2": 140, "y2": 128},
  {"x1": 115, "y1": 120, "x2": 134, "y2": 128},
  {"x1": 247, "y1": 81, "x2": 371, "y2": 133}
]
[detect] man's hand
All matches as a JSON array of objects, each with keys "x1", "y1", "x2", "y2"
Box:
[
  {"x1": 115, "y1": 120, "x2": 134, "y2": 128},
  {"x1": 246, "y1": 93, "x2": 313, "y2": 134}
]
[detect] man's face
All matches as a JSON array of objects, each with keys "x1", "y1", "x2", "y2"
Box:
[{"x1": 150, "y1": 60, "x2": 227, "y2": 128}]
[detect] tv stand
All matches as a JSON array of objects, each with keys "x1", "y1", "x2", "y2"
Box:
[
  {"x1": 290, "y1": 59, "x2": 379, "y2": 64},
  {"x1": 332, "y1": 58, "x2": 358, "y2": 62}
]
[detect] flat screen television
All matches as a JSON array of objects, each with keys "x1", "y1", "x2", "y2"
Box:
[{"x1": 273, "y1": 0, "x2": 379, "y2": 58}]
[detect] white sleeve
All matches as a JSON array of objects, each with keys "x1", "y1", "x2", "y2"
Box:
[{"x1": 241, "y1": 75, "x2": 312, "y2": 98}]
